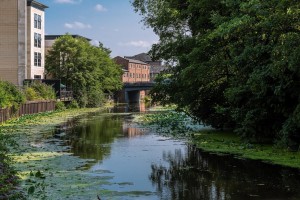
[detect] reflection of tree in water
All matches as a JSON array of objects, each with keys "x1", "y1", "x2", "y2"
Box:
[
  {"x1": 54, "y1": 115, "x2": 123, "y2": 162},
  {"x1": 150, "y1": 145, "x2": 300, "y2": 200}
]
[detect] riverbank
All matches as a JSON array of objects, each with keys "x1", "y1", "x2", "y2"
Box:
[
  {"x1": 192, "y1": 131, "x2": 300, "y2": 169},
  {"x1": 137, "y1": 110, "x2": 300, "y2": 169},
  {"x1": 0, "y1": 107, "x2": 105, "y2": 199}
]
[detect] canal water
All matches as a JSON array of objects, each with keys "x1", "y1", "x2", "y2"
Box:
[{"x1": 53, "y1": 105, "x2": 300, "y2": 200}]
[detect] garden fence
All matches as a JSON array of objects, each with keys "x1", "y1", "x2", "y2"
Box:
[{"x1": 0, "y1": 100, "x2": 56, "y2": 123}]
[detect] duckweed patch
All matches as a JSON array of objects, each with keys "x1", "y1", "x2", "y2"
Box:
[
  {"x1": 1, "y1": 107, "x2": 153, "y2": 199},
  {"x1": 191, "y1": 131, "x2": 300, "y2": 168},
  {"x1": 137, "y1": 110, "x2": 300, "y2": 169}
]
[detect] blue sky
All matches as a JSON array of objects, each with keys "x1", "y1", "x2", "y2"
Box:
[{"x1": 38, "y1": 0, "x2": 158, "y2": 57}]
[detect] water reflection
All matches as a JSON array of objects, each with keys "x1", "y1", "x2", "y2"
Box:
[
  {"x1": 53, "y1": 114, "x2": 124, "y2": 162},
  {"x1": 123, "y1": 119, "x2": 149, "y2": 137},
  {"x1": 150, "y1": 145, "x2": 300, "y2": 200},
  {"x1": 50, "y1": 109, "x2": 300, "y2": 200},
  {"x1": 111, "y1": 102, "x2": 148, "y2": 113}
]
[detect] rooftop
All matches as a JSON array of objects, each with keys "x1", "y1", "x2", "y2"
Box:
[
  {"x1": 125, "y1": 53, "x2": 153, "y2": 62},
  {"x1": 125, "y1": 58, "x2": 148, "y2": 65},
  {"x1": 27, "y1": 0, "x2": 48, "y2": 10},
  {"x1": 114, "y1": 56, "x2": 149, "y2": 65}
]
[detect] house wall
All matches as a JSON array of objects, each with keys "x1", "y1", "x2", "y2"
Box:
[
  {"x1": 0, "y1": 0, "x2": 26, "y2": 85},
  {"x1": 124, "y1": 62, "x2": 150, "y2": 83},
  {"x1": 115, "y1": 57, "x2": 150, "y2": 83},
  {"x1": 45, "y1": 39, "x2": 55, "y2": 54},
  {"x1": 27, "y1": 5, "x2": 45, "y2": 79}
]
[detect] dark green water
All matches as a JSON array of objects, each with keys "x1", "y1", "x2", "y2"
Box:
[{"x1": 53, "y1": 106, "x2": 300, "y2": 200}]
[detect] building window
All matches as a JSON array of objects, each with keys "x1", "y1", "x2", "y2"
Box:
[
  {"x1": 34, "y1": 14, "x2": 42, "y2": 29},
  {"x1": 34, "y1": 75, "x2": 41, "y2": 79},
  {"x1": 34, "y1": 33, "x2": 42, "y2": 48},
  {"x1": 34, "y1": 52, "x2": 42, "y2": 67}
]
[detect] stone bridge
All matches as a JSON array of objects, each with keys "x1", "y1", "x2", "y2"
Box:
[{"x1": 115, "y1": 82, "x2": 155, "y2": 103}]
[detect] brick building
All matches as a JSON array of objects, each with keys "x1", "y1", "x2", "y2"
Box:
[
  {"x1": 114, "y1": 56, "x2": 150, "y2": 83},
  {"x1": 125, "y1": 53, "x2": 166, "y2": 81}
]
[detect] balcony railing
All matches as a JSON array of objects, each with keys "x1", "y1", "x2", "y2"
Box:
[{"x1": 60, "y1": 90, "x2": 73, "y2": 101}]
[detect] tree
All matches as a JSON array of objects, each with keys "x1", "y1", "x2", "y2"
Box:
[
  {"x1": 133, "y1": 0, "x2": 300, "y2": 146},
  {"x1": 46, "y1": 34, "x2": 122, "y2": 107}
]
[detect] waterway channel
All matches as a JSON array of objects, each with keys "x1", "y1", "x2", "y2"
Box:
[{"x1": 49, "y1": 105, "x2": 300, "y2": 200}]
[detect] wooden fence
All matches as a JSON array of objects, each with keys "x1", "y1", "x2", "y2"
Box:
[{"x1": 0, "y1": 100, "x2": 56, "y2": 124}]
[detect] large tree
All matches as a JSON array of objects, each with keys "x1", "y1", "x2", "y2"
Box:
[
  {"x1": 46, "y1": 34, "x2": 122, "y2": 107},
  {"x1": 133, "y1": 0, "x2": 300, "y2": 146}
]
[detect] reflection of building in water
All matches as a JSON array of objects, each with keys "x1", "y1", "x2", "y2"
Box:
[
  {"x1": 139, "y1": 102, "x2": 146, "y2": 112},
  {"x1": 122, "y1": 122, "x2": 149, "y2": 137}
]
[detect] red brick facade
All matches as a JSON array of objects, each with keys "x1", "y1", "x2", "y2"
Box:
[{"x1": 114, "y1": 56, "x2": 150, "y2": 83}]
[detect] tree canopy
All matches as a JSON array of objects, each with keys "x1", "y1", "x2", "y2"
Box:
[
  {"x1": 45, "y1": 34, "x2": 122, "y2": 107},
  {"x1": 133, "y1": 0, "x2": 300, "y2": 146}
]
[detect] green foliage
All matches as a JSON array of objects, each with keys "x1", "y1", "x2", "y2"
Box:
[
  {"x1": 0, "y1": 131, "x2": 23, "y2": 199},
  {"x1": 141, "y1": 111, "x2": 205, "y2": 137},
  {"x1": 55, "y1": 101, "x2": 66, "y2": 111},
  {"x1": 86, "y1": 86, "x2": 105, "y2": 108},
  {"x1": 29, "y1": 82, "x2": 56, "y2": 100},
  {"x1": 45, "y1": 34, "x2": 122, "y2": 108},
  {"x1": 24, "y1": 82, "x2": 56, "y2": 101},
  {"x1": 26, "y1": 171, "x2": 47, "y2": 199},
  {"x1": 24, "y1": 87, "x2": 40, "y2": 101},
  {"x1": 67, "y1": 100, "x2": 80, "y2": 109},
  {"x1": 0, "y1": 80, "x2": 25, "y2": 111},
  {"x1": 133, "y1": 0, "x2": 300, "y2": 147}
]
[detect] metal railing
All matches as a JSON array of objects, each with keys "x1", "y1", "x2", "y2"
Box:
[{"x1": 59, "y1": 91, "x2": 73, "y2": 101}]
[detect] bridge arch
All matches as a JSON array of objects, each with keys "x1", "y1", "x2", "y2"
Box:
[{"x1": 115, "y1": 82, "x2": 154, "y2": 103}]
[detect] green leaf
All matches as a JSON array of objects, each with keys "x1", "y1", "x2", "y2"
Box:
[{"x1": 28, "y1": 186, "x2": 35, "y2": 195}]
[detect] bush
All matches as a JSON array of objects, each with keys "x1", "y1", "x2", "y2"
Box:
[
  {"x1": 24, "y1": 87, "x2": 40, "y2": 101},
  {"x1": 0, "y1": 81, "x2": 25, "y2": 110},
  {"x1": 86, "y1": 87, "x2": 105, "y2": 108},
  {"x1": 24, "y1": 82, "x2": 56, "y2": 101},
  {"x1": 67, "y1": 100, "x2": 79, "y2": 109},
  {"x1": 74, "y1": 91, "x2": 88, "y2": 108},
  {"x1": 55, "y1": 101, "x2": 66, "y2": 110}
]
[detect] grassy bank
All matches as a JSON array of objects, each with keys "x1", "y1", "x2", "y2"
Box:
[
  {"x1": 192, "y1": 131, "x2": 300, "y2": 169},
  {"x1": 138, "y1": 110, "x2": 300, "y2": 169},
  {"x1": 0, "y1": 107, "x2": 104, "y2": 199}
]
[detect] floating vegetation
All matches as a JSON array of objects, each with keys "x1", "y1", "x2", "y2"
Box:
[{"x1": 136, "y1": 110, "x2": 210, "y2": 137}]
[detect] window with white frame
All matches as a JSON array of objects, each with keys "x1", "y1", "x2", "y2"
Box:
[
  {"x1": 34, "y1": 14, "x2": 42, "y2": 29},
  {"x1": 34, "y1": 52, "x2": 42, "y2": 67},
  {"x1": 34, "y1": 33, "x2": 42, "y2": 48}
]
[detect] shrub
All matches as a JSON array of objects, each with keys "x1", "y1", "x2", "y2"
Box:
[
  {"x1": 26, "y1": 82, "x2": 56, "y2": 100},
  {"x1": 74, "y1": 91, "x2": 88, "y2": 108},
  {"x1": 55, "y1": 101, "x2": 66, "y2": 110},
  {"x1": 0, "y1": 81, "x2": 25, "y2": 111},
  {"x1": 24, "y1": 87, "x2": 40, "y2": 101},
  {"x1": 67, "y1": 100, "x2": 79, "y2": 109},
  {"x1": 86, "y1": 87, "x2": 105, "y2": 108}
]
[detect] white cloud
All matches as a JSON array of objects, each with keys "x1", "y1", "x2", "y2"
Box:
[
  {"x1": 54, "y1": 0, "x2": 82, "y2": 4},
  {"x1": 118, "y1": 40, "x2": 154, "y2": 48},
  {"x1": 64, "y1": 21, "x2": 92, "y2": 29},
  {"x1": 95, "y1": 4, "x2": 107, "y2": 12}
]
